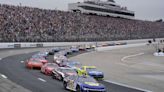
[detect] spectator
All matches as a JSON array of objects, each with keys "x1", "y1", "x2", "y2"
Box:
[{"x1": 0, "y1": 4, "x2": 164, "y2": 42}]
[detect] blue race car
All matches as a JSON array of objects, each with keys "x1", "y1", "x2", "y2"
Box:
[
  {"x1": 70, "y1": 46, "x2": 79, "y2": 52},
  {"x1": 63, "y1": 75, "x2": 106, "y2": 92},
  {"x1": 80, "y1": 66, "x2": 104, "y2": 79}
]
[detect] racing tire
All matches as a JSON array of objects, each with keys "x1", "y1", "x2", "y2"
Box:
[
  {"x1": 76, "y1": 85, "x2": 81, "y2": 92},
  {"x1": 45, "y1": 70, "x2": 49, "y2": 75},
  {"x1": 58, "y1": 75, "x2": 63, "y2": 81},
  {"x1": 28, "y1": 66, "x2": 33, "y2": 69},
  {"x1": 52, "y1": 74, "x2": 56, "y2": 79},
  {"x1": 63, "y1": 82, "x2": 67, "y2": 90}
]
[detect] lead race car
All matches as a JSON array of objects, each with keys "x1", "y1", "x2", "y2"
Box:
[
  {"x1": 63, "y1": 75, "x2": 106, "y2": 92},
  {"x1": 77, "y1": 66, "x2": 104, "y2": 79}
]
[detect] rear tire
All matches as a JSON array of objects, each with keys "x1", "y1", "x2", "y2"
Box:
[
  {"x1": 52, "y1": 74, "x2": 56, "y2": 79},
  {"x1": 45, "y1": 70, "x2": 48, "y2": 75},
  {"x1": 76, "y1": 85, "x2": 81, "y2": 92},
  {"x1": 63, "y1": 82, "x2": 67, "y2": 90},
  {"x1": 58, "y1": 75, "x2": 63, "y2": 81}
]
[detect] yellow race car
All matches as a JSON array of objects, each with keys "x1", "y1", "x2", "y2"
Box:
[{"x1": 77, "y1": 66, "x2": 104, "y2": 79}]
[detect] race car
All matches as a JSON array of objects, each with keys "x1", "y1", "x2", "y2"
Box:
[
  {"x1": 63, "y1": 75, "x2": 106, "y2": 92},
  {"x1": 31, "y1": 55, "x2": 48, "y2": 64},
  {"x1": 70, "y1": 46, "x2": 79, "y2": 52},
  {"x1": 115, "y1": 42, "x2": 127, "y2": 45},
  {"x1": 57, "y1": 51, "x2": 68, "y2": 56},
  {"x1": 77, "y1": 66, "x2": 104, "y2": 79},
  {"x1": 78, "y1": 45, "x2": 86, "y2": 51},
  {"x1": 48, "y1": 47, "x2": 61, "y2": 55},
  {"x1": 85, "y1": 44, "x2": 92, "y2": 49},
  {"x1": 53, "y1": 54, "x2": 67, "y2": 61},
  {"x1": 25, "y1": 58, "x2": 44, "y2": 69},
  {"x1": 37, "y1": 51, "x2": 48, "y2": 59},
  {"x1": 54, "y1": 55, "x2": 68, "y2": 67},
  {"x1": 62, "y1": 49, "x2": 73, "y2": 55},
  {"x1": 66, "y1": 61, "x2": 82, "y2": 70},
  {"x1": 91, "y1": 44, "x2": 96, "y2": 48},
  {"x1": 52, "y1": 67, "x2": 77, "y2": 81},
  {"x1": 41, "y1": 63, "x2": 58, "y2": 75}
]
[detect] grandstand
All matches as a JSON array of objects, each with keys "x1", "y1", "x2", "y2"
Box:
[{"x1": 0, "y1": 4, "x2": 164, "y2": 42}]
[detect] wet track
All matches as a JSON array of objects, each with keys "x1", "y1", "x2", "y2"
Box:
[{"x1": 0, "y1": 51, "x2": 145, "y2": 92}]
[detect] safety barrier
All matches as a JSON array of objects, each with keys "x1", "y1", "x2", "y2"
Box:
[{"x1": 0, "y1": 38, "x2": 163, "y2": 49}]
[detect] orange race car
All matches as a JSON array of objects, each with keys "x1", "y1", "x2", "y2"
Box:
[{"x1": 26, "y1": 58, "x2": 44, "y2": 69}]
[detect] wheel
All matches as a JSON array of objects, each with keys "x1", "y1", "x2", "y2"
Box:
[
  {"x1": 45, "y1": 71, "x2": 47, "y2": 75},
  {"x1": 58, "y1": 75, "x2": 63, "y2": 81},
  {"x1": 76, "y1": 85, "x2": 81, "y2": 92},
  {"x1": 63, "y1": 82, "x2": 67, "y2": 89},
  {"x1": 52, "y1": 74, "x2": 56, "y2": 79},
  {"x1": 28, "y1": 66, "x2": 33, "y2": 69},
  {"x1": 45, "y1": 70, "x2": 48, "y2": 75}
]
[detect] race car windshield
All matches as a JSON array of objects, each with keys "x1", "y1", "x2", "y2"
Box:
[
  {"x1": 78, "y1": 77, "x2": 97, "y2": 83},
  {"x1": 86, "y1": 68, "x2": 97, "y2": 71},
  {"x1": 32, "y1": 59, "x2": 40, "y2": 62},
  {"x1": 47, "y1": 64, "x2": 57, "y2": 67},
  {"x1": 35, "y1": 57, "x2": 46, "y2": 60},
  {"x1": 61, "y1": 69, "x2": 76, "y2": 73},
  {"x1": 32, "y1": 55, "x2": 45, "y2": 59}
]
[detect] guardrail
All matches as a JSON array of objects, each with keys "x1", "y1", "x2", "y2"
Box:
[{"x1": 0, "y1": 38, "x2": 163, "y2": 49}]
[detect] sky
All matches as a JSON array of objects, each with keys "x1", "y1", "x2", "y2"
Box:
[{"x1": 0, "y1": 0, "x2": 163, "y2": 21}]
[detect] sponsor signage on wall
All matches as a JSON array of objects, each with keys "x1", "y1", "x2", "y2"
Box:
[
  {"x1": 14, "y1": 44, "x2": 21, "y2": 48},
  {"x1": 36, "y1": 44, "x2": 43, "y2": 47}
]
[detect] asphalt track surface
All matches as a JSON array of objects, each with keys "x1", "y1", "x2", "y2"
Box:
[{"x1": 0, "y1": 51, "x2": 145, "y2": 92}]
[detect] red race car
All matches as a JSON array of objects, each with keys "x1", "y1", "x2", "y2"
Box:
[
  {"x1": 41, "y1": 63, "x2": 58, "y2": 75},
  {"x1": 33, "y1": 57, "x2": 48, "y2": 64},
  {"x1": 26, "y1": 58, "x2": 44, "y2": 69}
]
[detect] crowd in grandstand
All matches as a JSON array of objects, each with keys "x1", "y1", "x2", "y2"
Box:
[{"x1": 0, "y1": 4, "x2": 164, "y2": 42}]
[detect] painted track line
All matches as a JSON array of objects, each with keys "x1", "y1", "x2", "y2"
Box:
[
  {"x1": 105, "y1": 80, "x2": 152, "y2": 92},
  {"x1": 121, "y1": 53, "x2": 144, "y2": 62},
  {"x1": 20, "y1": 61, "x2": 24, "y2": 63},
  {"x1": 1, "y1": 74, "x2": 8, "y2": 79},
  {"x1": 38, "y1": 78, "x2": 46, "y2": 82}
]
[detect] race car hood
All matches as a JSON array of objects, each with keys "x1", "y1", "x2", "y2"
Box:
[
  {"x1": 81, "y1": 82, "x2": 105, "y2": 89},
  {"x1": 65, "y1": 72, "x2": 77, "y2": 76}
]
